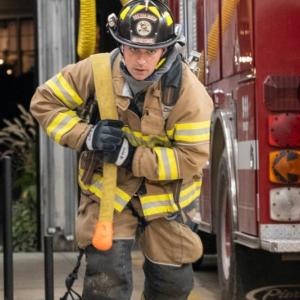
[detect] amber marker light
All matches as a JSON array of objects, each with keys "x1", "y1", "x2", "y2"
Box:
[{"x1": 269, "y1": 150, "x2": 300, "y2": 184}]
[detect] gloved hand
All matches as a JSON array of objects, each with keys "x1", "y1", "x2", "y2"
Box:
[{"x1": 86, "y1": 120, "x2": 135, "y2": 167}]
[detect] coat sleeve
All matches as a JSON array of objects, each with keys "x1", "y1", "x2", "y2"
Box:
[
  {"x1": 132, "y1": 68, "x2": 213, "y2": 181},
  {"x1": 30, "y1": 57, "x2": 94, "y2": 151}
]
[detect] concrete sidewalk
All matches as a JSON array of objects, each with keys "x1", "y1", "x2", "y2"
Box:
[
  {"x1": 0, "y1": 251, "x2": 219, "y2": 300},
  {"x1": 0, "y1": 251, "x2": 145, "y2": 300},
  {"x1": 0, "y1": 252, "x2": 86, "y2": 300}
]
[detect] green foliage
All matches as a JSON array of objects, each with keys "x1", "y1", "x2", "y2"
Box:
[
  {"x1": 0, "y1": 104, "x2": 38, "y2": 251},
  {"x1": 12, "y1": 182, "x2": 37, "y2": 251}
]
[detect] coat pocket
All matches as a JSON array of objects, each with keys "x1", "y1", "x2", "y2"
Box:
[
  {"x1": 141, "y1": 107, "x2": 165, "y2": 136},
  {"x1": 79, "y1": 150, "x2": 103, "y2": 185},
  {"x1": 140, "y1": 218, "x2": 203, "y2": 266}
]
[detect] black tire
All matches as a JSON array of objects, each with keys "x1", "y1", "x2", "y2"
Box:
[
  {"x1": 192, "y1": 254, "x2": 204, "y2": 271},
  {"x1": 193, "y1": 231, "x2": 216, "y2": 271}
]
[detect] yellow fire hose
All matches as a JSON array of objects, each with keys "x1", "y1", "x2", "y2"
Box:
[
  {"x1": 91, "y1": 53, "x2": 118, "y2": 251},
  {"x1": 77, "y1": 0, "x2": 96, "y2": 60},
  {"x1": 78, "y1": 0, "x2": 132, "y2": 251},
  {"x1": 77, "y1": 0, "x2": 131, "y2": 60}
]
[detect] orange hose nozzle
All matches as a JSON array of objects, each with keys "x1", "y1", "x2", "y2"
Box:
[{"x1": 92, "y1": 220, "x2": 113, "y2": 251}]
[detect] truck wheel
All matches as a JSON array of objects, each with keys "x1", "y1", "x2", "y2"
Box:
[
  {"x1": 216, "y1": 152, "x2": 242, "y2": 300},
  {"x1": 192, "y1": 253, "x2": 204, "y2": 270},
  {"x1": 216, "y1": 152, "x2": 300, "y2": 299},
  {"x1": 193, "y1": 231, "x2": 216, "y2": 271}
]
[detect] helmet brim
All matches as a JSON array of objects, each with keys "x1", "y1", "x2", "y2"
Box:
[{"x1": 108, "y1": 24, "x2": 183, "y2": 49}]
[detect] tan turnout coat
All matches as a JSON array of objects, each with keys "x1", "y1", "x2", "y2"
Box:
[{"x1": 30, "y1": 52, "x2": 213, "y2": 263}]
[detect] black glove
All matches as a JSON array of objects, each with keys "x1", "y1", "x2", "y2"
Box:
[{"x1": 86, "y1": 120, "x2": 135, "y2": 167}]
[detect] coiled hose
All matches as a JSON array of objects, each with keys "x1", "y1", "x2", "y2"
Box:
[{"x1": 77, "y1": 0, "x2": 96, "y2": 60}]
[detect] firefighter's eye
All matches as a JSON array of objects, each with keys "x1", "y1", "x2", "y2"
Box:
[
  {"x1": 146, "y1": 49, "x2": 157, "y2": 55},
  {"x1": 129, "y1": 47, "x2": 138, "y2": 53}
]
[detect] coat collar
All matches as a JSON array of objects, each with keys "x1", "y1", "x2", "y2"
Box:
[{"x1": 112, "y1": 53, "x2": 161, "y2": 111}]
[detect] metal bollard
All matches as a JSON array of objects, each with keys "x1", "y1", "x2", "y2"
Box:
[
  {"x1": 44, "y1": 235, "x2": 54, "y2": 300},
  {"x1": 2, "y1": 156, "x2": 14, "y2": 300}
]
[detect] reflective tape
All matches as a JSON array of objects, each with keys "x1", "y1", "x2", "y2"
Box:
[
  {"x1": 167, "y1": 121, "x2": 210, "y2": 143},
  {"x1": 130, "y1": 4, "x2": 144, "y2": 16},
  {"x1": 154, "y1": 147, "x2": 179, "y2": 180},
  {"x1": 140, "y1": 193, "x2": 178, "y2": 216},
  {"x1": 163, "y1": 11, "x2": 173, "y2": 26},
  {"x1": 149, "y1": 6, "x2": 161, "y2": 18},
  {"x1": 46, "y1": 110, "x2": 81, "y2": 143},
  {"x1": 46, "y1": 73, "x2": 83, "y2": 109},
  {"x1": 114, "y1": 188, "x2": 131, "y2": 212},
  {"x1": 122, "y1": 127, "x2": 170, "y2": 148},
  {"x1": 120, "y1": 6, "x2": 130, "y2": 20},
  {"x1": 179, "y1": 180, "x2": 202, "y2": 208},
  {"x1": 78, "y1": 169, "x2": 131, "y2": 212}
]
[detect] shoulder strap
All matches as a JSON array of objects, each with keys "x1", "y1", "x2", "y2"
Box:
[
  {"x1": 161, "y1": 55, "x2": 183, "y2": 119},
  {"x1": 90, "y1": 53, "x2": 117, "y2": 251},
  {"x1": 161, "y1": 54, "x2": 182, "y2": 106}
]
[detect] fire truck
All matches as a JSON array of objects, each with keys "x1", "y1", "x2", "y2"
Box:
[
  {"x1": 168, "y1": 0, "x2": 300, "y2": 299},
  {"x1": 35, "y1": 0, "x2": 300, "y2": 299}
]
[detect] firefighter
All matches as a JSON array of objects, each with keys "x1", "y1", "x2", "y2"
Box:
[{"x1": 30, "y1": 0, "x2": 213, "y2": 299}]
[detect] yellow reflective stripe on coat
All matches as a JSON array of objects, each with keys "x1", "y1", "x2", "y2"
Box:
[
  {"x1": 46, "y1": 111, "x2": 81, "y2": 143},
  {"x1": 114, "y1": 188, "x2": 131, "y2": 212},
  {"x1": 78, "y1": 172, "x2": 103, "y2": 198},
  {"x1": 140, "y1": 193, "x2": 178, "y2": 216},
  {"x1": 123, "y1": 127, "x2": 170, "y2": 148},
  {"x1": 179, "y1": 180, "x2": 202, "y2": 209},
  {"x1": 78, "y1": 169, "x2": 131, "y2": 212},
  {"x1": 167, "y1": 120, "x2": 210, "y2": 143},
  {"x1": 46, "y1": 73, "x2": 83, "y2": 109},
  {"x1": 154, "y1": 147, "x2": 179, "y2": 180}
]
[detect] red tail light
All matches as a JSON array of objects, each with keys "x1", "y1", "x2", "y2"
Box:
[{"x1": 268, "y1": 113, "x2": 300, "y2": 147}]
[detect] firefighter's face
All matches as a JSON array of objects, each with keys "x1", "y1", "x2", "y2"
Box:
[{"x1": 122, "y1": 45, "x2": 165, "y2": 80}]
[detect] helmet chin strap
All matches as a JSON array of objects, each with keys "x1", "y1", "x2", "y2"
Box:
[{"x1": 155, "y1": 46, "x2": 173, "y2": 69}]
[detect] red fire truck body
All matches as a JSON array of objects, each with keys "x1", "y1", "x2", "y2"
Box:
[{"x1": 169, "y1": 0, "x2": 300, "y2": 299}]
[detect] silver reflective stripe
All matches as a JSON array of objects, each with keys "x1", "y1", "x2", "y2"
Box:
[
  {"x1": 52, "y1": 76, "x2": 78, "y2": 109},
  {"x1": 142, "y1": 200, "x2": 171, "y2": 209},
  {"x1": 115, "y1": 194, "x2": 128, "y2": 207},
  {"x1": 174, "y1": 141, "x2": 209, "y2": 146},
  {"x1": 49, "y1": 115, "x2": 73, "y2": 139},
  {"x1": 160, "y1": 148, "x2": 172, "y2": 179},
  {"x1": 176, "y1": 127, "x2": 210, "y2": 136},
  {"x1": 179, "y1": 186, "x2": 198, "y2": 203}
]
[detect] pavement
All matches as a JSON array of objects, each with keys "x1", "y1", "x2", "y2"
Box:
[{"x1": 0, "y1": 250, "x2": 220, "y2": 300}]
